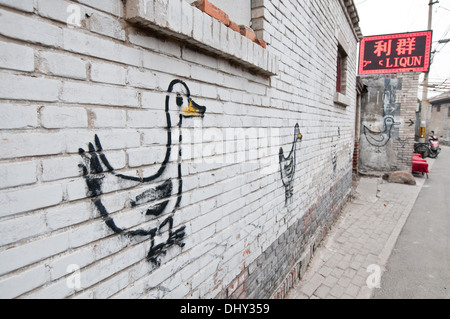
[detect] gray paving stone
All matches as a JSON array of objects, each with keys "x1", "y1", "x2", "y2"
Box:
[{"x1": 286, "y1": 175, "x2": 427, "y2": 299}]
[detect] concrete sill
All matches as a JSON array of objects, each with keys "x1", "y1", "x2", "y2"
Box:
[
  {"x1": 125, "y1": 0, "x2": 278, "y2": 76},
  {"x1": 334, "y1": 92, "x2": 350, "y2": 107}
]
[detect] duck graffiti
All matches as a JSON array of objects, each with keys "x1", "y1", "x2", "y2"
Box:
[
  {"x1": 331, "y1": 127, "x2": 341, "y2": 174},
  {"x1": 279, "y1": 123, "x2": 303, "y2": 204},
  {"x1": 78, "y1": 80, "x2": 206, "y2": 266},
  {"x1": 363, "y1": 116, "x2": 400, "y2": 152}
]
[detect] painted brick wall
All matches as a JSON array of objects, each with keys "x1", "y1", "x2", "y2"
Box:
[
  {"x1": 358, "y1": 73, "x2": 419, "y2": 172},
  {"x1": 0, "y1": 0, "x2": 359, "y2": 298}
]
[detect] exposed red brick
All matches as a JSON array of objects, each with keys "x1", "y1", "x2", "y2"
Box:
[
  {"x1": 238, "y1": 269, "x2": 249, "y2": 285},
  {"x1": 191, "y1": 0, "x2": 268, "y2": 51},
  {"x1": 192, "y1": 0, "x2": 230, "y2": 26},
  {"x1": 255, "y1": 38, "x2": 267, "y2": 48},
  {"x1": 239, "y1": 25, "x2": 256, "y2": 42},
  {"x1": 237, "y1": 289, "x2": 247, "y2": 299},
  {"x1": 233, "y1": 283, "x2": 244, "y2": 298},
  {"x1": 228, "y1": 20, "x2": 240, "y2": 33},
  {"x1": 227, "y1": 276, "x2": 239, "y2": 296}
]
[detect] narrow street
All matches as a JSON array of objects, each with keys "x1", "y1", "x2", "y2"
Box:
[{"x1": 373, "y1": 146, "x2": 450, "y2": 299}]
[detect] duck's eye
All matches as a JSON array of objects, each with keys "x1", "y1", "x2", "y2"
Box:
[{"x1": 176, "y1": 94, "x2": 183, "y2": 107}]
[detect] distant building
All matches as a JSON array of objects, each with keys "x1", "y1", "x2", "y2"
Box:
[{"x1": 429, "y1": 92, "x2": 450, "y2": 145}]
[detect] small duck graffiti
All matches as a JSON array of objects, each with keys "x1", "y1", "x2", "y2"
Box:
[
  {"x1": 78, "y1": 80, "x2": 206, "y2": 266},
  {"x1": 363, "y1": 116, "x2": 400, "y2": 152},
  {"x1": 331, "y1": 127, "x2": 340, "y2": 174},
  {"x1": 279, "y1": 123, "x2": 303, "y2": 204}
]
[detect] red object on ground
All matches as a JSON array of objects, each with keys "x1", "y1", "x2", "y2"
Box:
[{"x1": 412, "y1": 153, "x2": 429, "y2": 174}]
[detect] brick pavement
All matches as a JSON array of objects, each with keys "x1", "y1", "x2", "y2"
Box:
[{"x1": 286, "y1": 169, "x2": 431, "y2": 299}]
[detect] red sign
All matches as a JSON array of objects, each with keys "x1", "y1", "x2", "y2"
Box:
[{"x1": 358, "y1": 31, "x2": 432, "y2": 75}]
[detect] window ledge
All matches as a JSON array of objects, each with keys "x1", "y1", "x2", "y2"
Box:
[
  {"x1": 125, "y1": 0, "x2": 278, "y2": 76},
  {"x1": 334, "y1": 92, "x2": 350, "y2": 107}
]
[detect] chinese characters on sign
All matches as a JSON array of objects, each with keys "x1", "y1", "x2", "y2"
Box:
[{"x1": 359, "y1": 31, "x2": 432, "y2": 75}]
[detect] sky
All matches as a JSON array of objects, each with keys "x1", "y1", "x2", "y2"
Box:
[{"x1": 355, "y1": 0, "x2": 450, "y2": 98}]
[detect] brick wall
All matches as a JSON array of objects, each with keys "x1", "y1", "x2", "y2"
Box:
[
  {"x1": 359, "y1": 73, "x2": 419, "y2": 172},
  {"x1": 0, "y1": 0, "x2": 359, "y2": 298},
  {"x1": 223, "y1": 170, "x2": 353, "y2": 299},
  {"x1": 429, "y1": 100, "x2": 450, "y2": 145}
]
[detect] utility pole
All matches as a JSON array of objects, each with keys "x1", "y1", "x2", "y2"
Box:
[{"x1": 419, "y1": 0, "x2": 439, "y2": 142}]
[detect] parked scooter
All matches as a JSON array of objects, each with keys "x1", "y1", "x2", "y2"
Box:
[
  {"x1": 414, "y1": 131, "x2": 441, "y2": 159},
  {"x1": 428, "y1": 131, "x2": 441, "y2": 158}
]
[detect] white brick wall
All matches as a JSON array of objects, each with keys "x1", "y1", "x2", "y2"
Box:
[
  {"x1": 0, "y1": 133, "x2": 65, "y2": 159},
  {"x1": 0, "y1": 103, "x2": 38, "y2": 129},
  {"x1": 0, "y1": 0, "x2": 359, "y2": 299},
  {"x1": 39, "y1": 51, "x2": 87, "y2": 80},
  {"x1": 0, "y1": 42, "x2": 35, "y2": 72},
  {"x1": 91, "y1": 62, "x2": 127, "y2": 85},
  {"x1": 41, "y1": 106, "x2": 88, "y2": 128},
  {"x1": 0, "y1": 9, "x2": 63, "y2": 48},
  {"x1": 0, "y1": 183, "x2": 64, "y2": 217},
  {"x1": 61, "y1": 81, "x2": 140, "y2": 107},
  {"x1": 0, "y1": 0, "x2": 34, "y2": 12},
  {"x1": 0, "y1": 161, "x2": 37, "y2": 189},
  {"x1": 0, "y1": 73, "x2": 60, "y2": 102}
]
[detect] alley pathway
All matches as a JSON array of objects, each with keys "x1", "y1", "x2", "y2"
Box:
[
  {"x1": 373, "y1": 146, "x2": 450, "y2": 298},
  {"x1": 286, "y1": 159, "x2": 432, "y2": 299}
]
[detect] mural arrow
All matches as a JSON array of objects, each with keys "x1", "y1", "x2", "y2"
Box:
[{"x1": 408, "y1": 119, "x2": 415, "y2": 127}]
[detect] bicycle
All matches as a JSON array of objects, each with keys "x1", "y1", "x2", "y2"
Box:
[{"x1": 414, "y1": 141, "x2": 430, "y2": 158}]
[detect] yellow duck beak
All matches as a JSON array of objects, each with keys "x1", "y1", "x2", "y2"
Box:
[{"x1": 182, "y1": 100, "x2": 206, "y2": 118}]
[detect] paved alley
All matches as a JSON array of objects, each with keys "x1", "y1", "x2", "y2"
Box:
[
  {"x1": 373, "y1": 146, "x2": 450, "y2": 298},
  {"x1": 286, "y1": 161, "x2": 433, "y2": 299}
]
